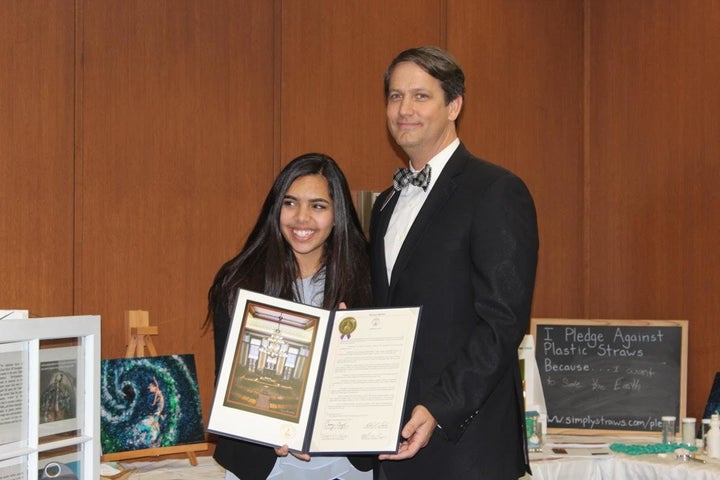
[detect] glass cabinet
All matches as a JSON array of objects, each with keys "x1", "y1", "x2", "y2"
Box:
[{"x1": 1, "y1": 315, "x2": 100, "y2": 480}]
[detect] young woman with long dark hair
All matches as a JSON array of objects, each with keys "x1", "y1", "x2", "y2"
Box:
[{"x1": 206, "y1": 152, "x2": 373, "y2": 480}]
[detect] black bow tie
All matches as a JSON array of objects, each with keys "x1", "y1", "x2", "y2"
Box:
[{"x1": 393, "y1": 164, "x2": 432, "y2": 191}]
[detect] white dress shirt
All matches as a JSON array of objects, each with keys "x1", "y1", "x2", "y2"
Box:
[{"x1": 385, "y1": 138, "x2": 460, "y2": 282}]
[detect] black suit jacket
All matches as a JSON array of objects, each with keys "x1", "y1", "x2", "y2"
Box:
[{"x1": 369, "y1": 144, "x2": 538, "y2": 479}]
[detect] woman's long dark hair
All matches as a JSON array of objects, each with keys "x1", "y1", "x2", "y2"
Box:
[{"x1": 205, "y1": 153, "x2": 371, "y2": 330}]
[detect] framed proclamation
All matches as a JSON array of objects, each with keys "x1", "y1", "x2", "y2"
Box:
[{"x1": 207, "y1": 289, "x2": 421, "y2": 454}]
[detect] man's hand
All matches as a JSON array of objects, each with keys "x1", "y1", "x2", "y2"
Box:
[
  {"x1": 379, "y1": 405, "x2": 436, "y2": 460},
  {"x1": 274, "y1": 445, "x2": 311, "y2": 461}
]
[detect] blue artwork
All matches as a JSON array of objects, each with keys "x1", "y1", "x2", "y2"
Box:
[
  {"x1": 703, "y1": 372, "x2": 720, "y2": 420},
  {"x1": 100, "y1": 354, "x2": 205, "y2": 454}
]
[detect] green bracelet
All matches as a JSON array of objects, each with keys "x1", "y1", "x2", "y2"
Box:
[{"x1": 610, "y1": 442, "x2": 697, "y2": 455}]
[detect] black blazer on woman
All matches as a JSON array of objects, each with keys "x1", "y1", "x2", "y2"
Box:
[{"x1": 369, "y1": 143, "x2": 538, "y2": 479}]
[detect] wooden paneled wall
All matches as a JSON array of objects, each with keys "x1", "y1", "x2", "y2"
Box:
[
  {"x1": 278, "y1": 0, "x2": 442, "y2": 177},
  {"x1": 1, "y1": 0, "x2": 718, "y2": 434},
  {"x1": 1, "y1": 1, "x2": 76, "y2": 314},
  {"x1": 77, "y1": 0, "x2": 276, "y2": 428},
  {"x1": 587, "y1": 0, "x2": 720, "y2": 420},
  {"x1": 448, "y1": 0, "x2": 587, "y2": 318}
]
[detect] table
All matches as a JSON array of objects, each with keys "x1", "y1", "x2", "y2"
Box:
[
  {"x1": 107, "y1": 456, "x2": 225, "y2": 480},
  {"x1": 109, "y1": 436, "x2": 720, "y2": 480},
  {"x1": 111, "y1": 455, "x2": 370, "y2": 480},
  {"x1": 526, "y1": 435, "x2": 720, "y2": 480}
]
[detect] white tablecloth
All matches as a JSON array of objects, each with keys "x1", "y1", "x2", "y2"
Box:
[
  {"x1": 111, "y1": 456, "x2": 225, "y2": 480},
  {"x1": 114, "y1": 455, "x2": 371, "y2": 480},
  {"x1": 527, "y1": 435, "x2": 720, "y2": 480},
  {"x1": 110, "y1": 437, "x2": 720, "y2": 480}
]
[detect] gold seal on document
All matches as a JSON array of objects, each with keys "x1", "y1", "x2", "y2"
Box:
[{"x1": 338, "y1": 316, "x2": 357, "y2": 339}]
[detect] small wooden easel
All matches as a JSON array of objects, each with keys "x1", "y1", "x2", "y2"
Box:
[
  {"x1": 124, "y1": 310, "x2": 159, "y2": 357},
  {"x1": 101, "y1": 310, "x2": 209, "y2": 466}
]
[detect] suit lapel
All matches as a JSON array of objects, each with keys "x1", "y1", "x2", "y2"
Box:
[
  {"x1": 371, "y1": 187, "x2": 400, "y2": 304},
  {"x1": 389, "y1": 146, "x2": 468, "y2": 292},
  {"x1": 375, "y1": 189, "x2": 399, "y2": 238}
]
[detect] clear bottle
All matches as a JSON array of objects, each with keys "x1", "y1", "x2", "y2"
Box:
[
  {"x1": 661, "y1": 416, "x2": 676, "y2": 444},
  {"x1": 682, "y1": 417, "x2": 696, "y2": 446},
  {"x1": 707, "y1": 414, "x2": 720, "y2": 459}
]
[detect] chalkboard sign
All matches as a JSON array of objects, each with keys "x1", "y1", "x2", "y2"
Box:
[{"x1": 532, "y1": 318, "x2": 688, "y2": 435}]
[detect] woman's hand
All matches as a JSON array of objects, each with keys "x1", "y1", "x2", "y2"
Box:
[
  {"x1": 274, "y1": 445, "x2": 311, "y2": 461},
  {"x1": 276, "y1": 303, "x2": 346, "y2": 462}
]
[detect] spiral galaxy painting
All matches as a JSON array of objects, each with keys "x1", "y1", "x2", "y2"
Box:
[{"x1": 100, "y1": 354, "x2": 205, "y2": 454}]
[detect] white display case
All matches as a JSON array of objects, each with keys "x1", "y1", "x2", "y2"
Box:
[{"x1": 0, "y1": 315, "x2": 100, "y2": 480}]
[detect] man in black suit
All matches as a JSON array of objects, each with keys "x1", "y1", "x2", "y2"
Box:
[{"x1": 369, "y1": 46, "x2": 539, "y2": 479}]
